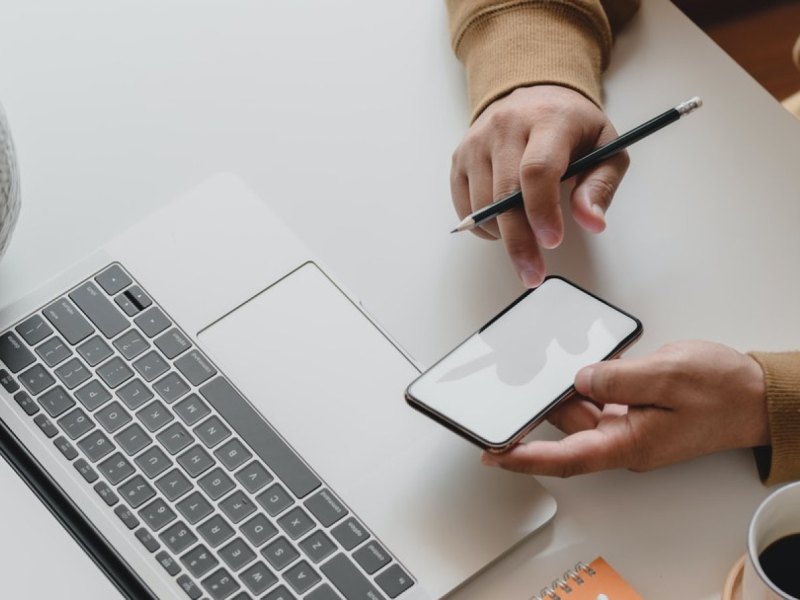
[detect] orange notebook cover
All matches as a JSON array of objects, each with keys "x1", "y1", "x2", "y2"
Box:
[{"x1": 532, "y1": 557, "x2": 643, "y2": 600}]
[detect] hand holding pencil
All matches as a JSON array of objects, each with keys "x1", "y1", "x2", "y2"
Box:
[{"x1": 449, "y1": 86, "x2": 701, "y2": 287}]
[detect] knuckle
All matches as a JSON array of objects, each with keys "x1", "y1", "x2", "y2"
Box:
[
  {"x1": 584, "y1": 177, "x2": 617, "y2": 209},
  {"x1": 486, "y1": 108, "x2": 515, "y2": 133},
  {"x1": 519, "y1": 158, "x2": 557, "y2": 182}
]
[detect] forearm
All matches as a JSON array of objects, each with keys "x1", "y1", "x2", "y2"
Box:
[{"x1": 445, "y1": 0, "x2": 640, "y2": 120}]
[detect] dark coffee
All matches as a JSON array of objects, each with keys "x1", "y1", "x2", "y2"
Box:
[{"x1": 759, "y1": 533, "x2": 800, "y2": 598}]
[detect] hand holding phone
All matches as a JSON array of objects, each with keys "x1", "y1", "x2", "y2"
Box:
[{"x1": 405, "y1": 277, "x2": 642, "y2": 451}]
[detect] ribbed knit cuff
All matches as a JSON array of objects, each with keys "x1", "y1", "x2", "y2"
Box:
[
  {"x1": 453, "y1": 3, "x2": 611, "y2": 122},
  {"x1": 748, "y1": 351, "x2": 800, "y2": 485}
]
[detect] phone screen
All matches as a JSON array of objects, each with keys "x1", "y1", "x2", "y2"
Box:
[{"x1": 406, "y1": 277, "x2": 641, "y2": 449}]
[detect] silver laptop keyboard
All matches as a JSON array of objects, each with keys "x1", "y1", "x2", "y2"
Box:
[{"x1": 0, "y1": 263, "x2": 415, "y2": 600}]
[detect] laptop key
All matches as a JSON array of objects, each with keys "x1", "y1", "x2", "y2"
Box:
[
  {"x1": 95, "y1": 401, "x2": 132, "y2": 433},
  {"x1": 194, "y1": 415, "x2": 231, "y2": 448},
  {"x1": 43, "y1": 298, "x2": 94, "y2": 345},
  {"x1": 124, "y1": 285, "x2": 152, "y2": 310},
  {"x1": 98, "y1": 452, "x2": 135, "y2": 485},
  {"x1": 77, "y1": 335, "x2": 113, "y2": 366},
  {"x1": 159, "y1": 520, "x2": 198, "y2": 555},
  {"x1": 135, "y1": 446, "x2": 173, "y2": 479},
  {"x1": 95, "y1": 264, "x2": 132, "y2": 295},
  {"x1": 139, "y1": 498, "x2": 177, "y2": 531},
  {"x1": 57, "y1": 407, "x2": 94, "y2": 440},
  {"x1": 298, "y1": 530, "x2": 336, "y2": 564},
  {"x1": 198, "y1": 467, "x2": 235, "y2": 501},
  {"x1": 177, "y1": 444, "x2": 215, "y2": 477},
  {"x1": 175, "y1": 350, "x2": 216, "y2": 386},
  {"x1": 197, "y1": 514, "x2": 234, "y2": 548},
  {"x1": 157, "y1": 422, "x2": 192, "y2": 455},
  {"x1": 262, "y1": 585, "x2": 297, "y2": 600},
  {"x1": 239, "y1": 560, "x2": 278, "y2": 596},
  {"x1": 39, "y1": 386, "x2": 75, "y2": 418},
  {"x1": 119, "y1": 474, "x2": 156, "y2": 508},
  {"x1": 115, "y1": 293, "x2": 139, "y2": 317},
  {"x1": 114, "y1": 329, "x2": 150, "y2": 361},
  {"x1": 69, "y1": 281, "x2": 128, "y2": 339},
  {"x1": 283, "y1": 560, "x2": 320, "y2": 595},
  {"x1": 35, "y1": 336, "x2": 72, "y2": 367},
  {"x1": 15, "y1": 314, "x2": 53, "y2": 346},
  {"x1": 154, "y1": 328, "x2": 191, "y2": 359},
  {"x1": 320, "y1": 553, "x2": 385, "y2": 600},
  {"x1": 54, "y1": 357, "x2": 91, "y2": 390},
  {"x1": 200, "y1": 377, "x2": 321, "y2": 498},
  {"x1": 13, "y1": 391, "x2": 38, "y2": 415},
  {"x1": 304, "y1": 489, "x2": 347, "y2": 527},
  {"x1": 277, "y1": 506, "x2": 314, "y2": 540},
  {"x1": 375, "y1": 564, "x2": 414, "y2": 599},
  {"x1": 152, "y1": 372, "x2": 190, "y2": 403},
  {"x1": 116, "y1": 378, "x2": 153, "y2": 410},
  {"x1": 214, "y1": 438, "x2": 252, "y2": 471},
  {"x1": 0, "y1": 369, "x2": 19, "y2": 393},
  {"x1": 181, "y1": 543, "x2": 219, "y2": 578},
  {"x1": 219, "y1": 490, "x2": 255, "y2": 524},
  {"x1": 94, "y1": 480, "x2": 120, "y2": 507},
  {"x1": 136, "y1": 399, "x2": 173, "y2": 432},
  {"x1": 75, "y1": 379, "x2": 112, "y2": 411},
  {"x1": 155, "y1": 468, "x2": 193, "y2": 501},
  {"x1": 133, "y1": 350, "x2": 169, "y2": 382},
  {"x1": 175, "y1": 574, "x2": 202, "y2": 600},
  {"x1": 114, "y1": 422, "x2": 152, "y2": 456},
  {"x1": 97, "y1": 357, "x2": 134, "y2": 389},
  {"x1": 73, "y1": 458, "x2": 99, "y2": 483},
  {"x1": 201, "y1": 567, "x2": 240, "y2": 600},
  {"x1": 330, "y1": 518, "x2": 369, "y2": 551},
  {"x1": 174, "y1": 393, "x2": 211, "y2": 426},
  {"x1": 0, "y1": 332, "x2": 35, "y2": 373},
  {"x1": 235, "y1": 461, "x2": 273, "y2": 494},
  {"x1": 256, "y1": 483, "x2": 293, "y2": 517},
  {"x1": 261, "y1": 536, "x2": 299, "y2": 571},
  {"x1": 135, "y1": 527, "x2": 160, "y2": 553},
  {"x1": 155, "y1": 550, "x2": 181, "y2": 576},
  {"x1": 33, "y1": 414, "x2": 58, "y2": 438},
  {"x1": 20, "y1": 364, "x2": 55, "y2": 396},
  {"x1": 218, "y1": 537, "x2": 256, "y2": 571},
  {"x1": 239, "y1": 513, "x2": 278, "y2": 547},
  {"x1": 306, "y1": 583, "x2": 341, "y2": 600},
  {"x1": 134, "y1": 307, "x2": 171, "y2": 338},
  {"x1": 114, "y1": 504, "x2": 140, "y2": 530},
  {"x1": 176, "y1": 491, "x2": 213, "y2": 525},
  {"x1": 353, "y1": 541, "x2": 390, "y2": 575},
  {"x1": 54, "y1": 436, "x2": 79, "y2": 460}
]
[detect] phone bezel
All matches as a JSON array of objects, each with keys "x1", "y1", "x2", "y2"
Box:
[{"x1": 405, "y1": 275, "x2": 643, "y2": 452}]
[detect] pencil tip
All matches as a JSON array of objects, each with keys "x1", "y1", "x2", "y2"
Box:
[{"x1": 450, "y1": 228, "x2": 458, "y2": 234}]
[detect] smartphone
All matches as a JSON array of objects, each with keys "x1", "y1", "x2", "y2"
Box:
[{"x1": 405, "y1": 276, "x2": 642, "y2": 452}]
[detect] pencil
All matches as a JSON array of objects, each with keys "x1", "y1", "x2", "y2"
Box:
[{"x1": 450, "y1": 97, "x2": 703, "y2": 233}]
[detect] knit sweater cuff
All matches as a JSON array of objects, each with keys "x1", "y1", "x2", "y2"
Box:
[
  {"x1": 453, "y1": 3, "x2": 611, "y2": 122},
  {"x1": 748, "y1": 351, "x2": 800, "y2": 485}
]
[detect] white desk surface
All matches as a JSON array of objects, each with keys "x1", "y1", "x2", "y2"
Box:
[{"x1": 2, "y1": 0, "x2": 800, "y2": 598}]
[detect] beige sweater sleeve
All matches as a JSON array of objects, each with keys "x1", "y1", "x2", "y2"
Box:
[
  {"x1": 748, "y1": 352, "x2": 800, "y2": 485},
  {"x1": 445, "y1": 0, "x2": 640, "y2": 121}
]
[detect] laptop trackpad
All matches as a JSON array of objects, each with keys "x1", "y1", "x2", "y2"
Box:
[{"x1": 197, "y1": 262, "x2": 556, "y2": 597}]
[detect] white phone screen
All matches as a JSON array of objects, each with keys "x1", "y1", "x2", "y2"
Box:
[{"x1": 406, "y1": 277, "x2": 640, "y2": 447}]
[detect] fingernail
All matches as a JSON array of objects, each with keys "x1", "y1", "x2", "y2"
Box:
[
  {"x1": 536, "y1": 229, "x2": 560, "y2": 249},
  {"x1": 575, "y1": 366, "x2": 594, "y2": 394},
  {"x1": 481, "y1": 452, "x2": 499, "y2": 467},
  {"x1": 520, "y1": 267, "x2": 543, "y2": 288}
]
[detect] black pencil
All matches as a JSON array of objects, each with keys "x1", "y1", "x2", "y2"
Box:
[{"x1": 450, "y1": 96, "x2": 703, "y2": 233}]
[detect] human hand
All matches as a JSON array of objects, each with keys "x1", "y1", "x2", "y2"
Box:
[
  {"x1": 450, "y1": 85, "x2": 629, "y2": 288},
  {"x1": 482, "y1": 341, "x2": 769, "y2": 477}
]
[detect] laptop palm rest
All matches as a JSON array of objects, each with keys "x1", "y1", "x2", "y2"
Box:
[{"x1": 197, "y1": 262, "x2": 557, "y2": 598}]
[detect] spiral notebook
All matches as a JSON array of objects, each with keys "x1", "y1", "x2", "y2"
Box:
[{"x1": 531, "y1": 557, "x2": 643, "y2": 600}]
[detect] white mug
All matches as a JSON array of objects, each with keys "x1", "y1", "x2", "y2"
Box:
[{"x1": 743, "y1": 481, "x2": 800, "y2": 599}]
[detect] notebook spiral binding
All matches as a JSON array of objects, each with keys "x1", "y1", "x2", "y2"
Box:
[{"x1": 530, "y1": 562, "x2": 598, "y2": 600}]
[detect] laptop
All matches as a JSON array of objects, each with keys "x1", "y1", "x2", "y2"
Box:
[{"x1": 0, "y1": 173, "x2": 556, "y2": 600}]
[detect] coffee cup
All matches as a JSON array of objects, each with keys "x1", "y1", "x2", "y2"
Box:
[{"x1": 743, "y1": 481, "x2": 800, "y2": 599}]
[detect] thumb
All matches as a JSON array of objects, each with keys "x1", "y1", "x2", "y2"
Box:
[{"x1": 574, "y1": 356, "x2": 655, "y2": 407}]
